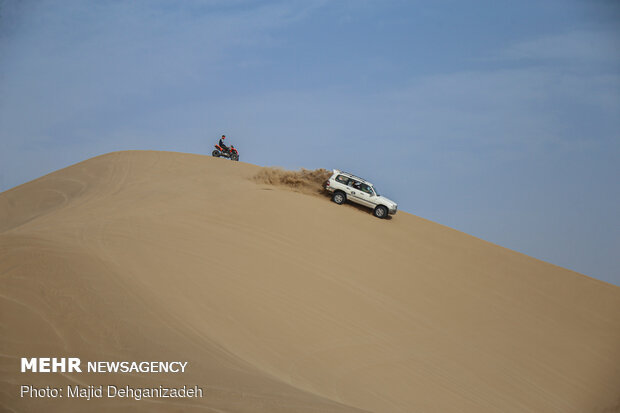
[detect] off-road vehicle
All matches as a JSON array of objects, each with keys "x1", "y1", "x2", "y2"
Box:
[{"x1": 323, "y1": 170, "x2": 397, "y2": 218}]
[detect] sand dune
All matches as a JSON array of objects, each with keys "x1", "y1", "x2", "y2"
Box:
[{"x1": 1, "y1": 150, "x2": 619, "y2": 412}]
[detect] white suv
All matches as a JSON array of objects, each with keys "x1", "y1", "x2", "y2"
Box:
[{"x1": 323, "y1": 170, "x2": 397, "y2": 218}]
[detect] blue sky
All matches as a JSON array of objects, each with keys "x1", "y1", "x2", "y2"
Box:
[{"x1": 1, "y1": 0, "x2": 619, "y2": 285}]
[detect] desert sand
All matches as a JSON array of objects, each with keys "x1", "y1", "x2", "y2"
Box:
[{"x1": 1, "y1": 150, "x2": 619, "y2": 412}]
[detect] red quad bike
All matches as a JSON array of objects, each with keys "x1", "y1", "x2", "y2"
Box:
[{"x1": 212, "y1": 144, "x2": 239, "y2": 161}]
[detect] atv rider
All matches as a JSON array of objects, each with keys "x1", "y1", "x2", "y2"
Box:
[{"x1": 218, "y1": 135, "x2": 230, "y2": 153}]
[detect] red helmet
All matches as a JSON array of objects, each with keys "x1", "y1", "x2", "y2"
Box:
[{"x1": 221, "y1": 135, "x2": 226, "y2": 139}]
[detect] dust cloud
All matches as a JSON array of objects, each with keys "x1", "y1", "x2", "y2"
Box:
[{"x1": 253, "y1": 167, "x2": 332, "y2": 196}]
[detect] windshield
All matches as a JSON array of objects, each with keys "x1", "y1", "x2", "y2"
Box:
[{"x1": 371, "y1": 185, "x2": 379, "y2": 196}]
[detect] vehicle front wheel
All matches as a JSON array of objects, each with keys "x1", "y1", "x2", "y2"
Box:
[
  {"x1": 374, "y1": 205, "x2": 388, "y2": 218},
  {"x1": 231, "y1": 153, "x2": 239, "y2": 161},
  {"x1": 212, "y1": 150, "x2": 220, "y2": 157},
  {"x1": 332, "y1": 191, "x2": 346, "y2": 205}
]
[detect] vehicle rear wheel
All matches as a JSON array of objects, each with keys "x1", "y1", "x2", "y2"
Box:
[
  {"x1": 212, "y1": 150, "x2": 220, "y2": 157},
  {"x1": 332, "y1": 191, "x2": 346, "y2": 205},
  {"x1": 374, "y1": 205, "x2": 388, "y2": 218}
]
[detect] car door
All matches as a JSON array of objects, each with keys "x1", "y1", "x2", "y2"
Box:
[
  {"x1": 343, "y1": 179, "x2": 359, "y2": 204},
  {"x1": 334, "y1": 174, "x2": 350, "y2": 192},
  {"x1": 347, "y1": 180, "x2": 373, "y2": 207},
  {"x1": 355, "y1": 183, "x2": 376, "y2": 207}
]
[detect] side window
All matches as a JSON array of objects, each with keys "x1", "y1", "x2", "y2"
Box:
[
  {"x1": 349, "y1": 179, "x2": 361, "y2": 189},
  {"x1": 360, "y1": 184, "x2": 373, "y2": 195},
  {"x1": 336, "y1": 175, "x2": 349, "y2": 184}
]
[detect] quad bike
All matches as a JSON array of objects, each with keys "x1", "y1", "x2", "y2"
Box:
[{"x1": 212, "y1": 145, "x2": 239, "y2": 161}]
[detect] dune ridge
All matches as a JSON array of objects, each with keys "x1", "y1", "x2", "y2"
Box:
[{"x1": 1, "y1": 150, "x2": 619, "y2": 413}]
